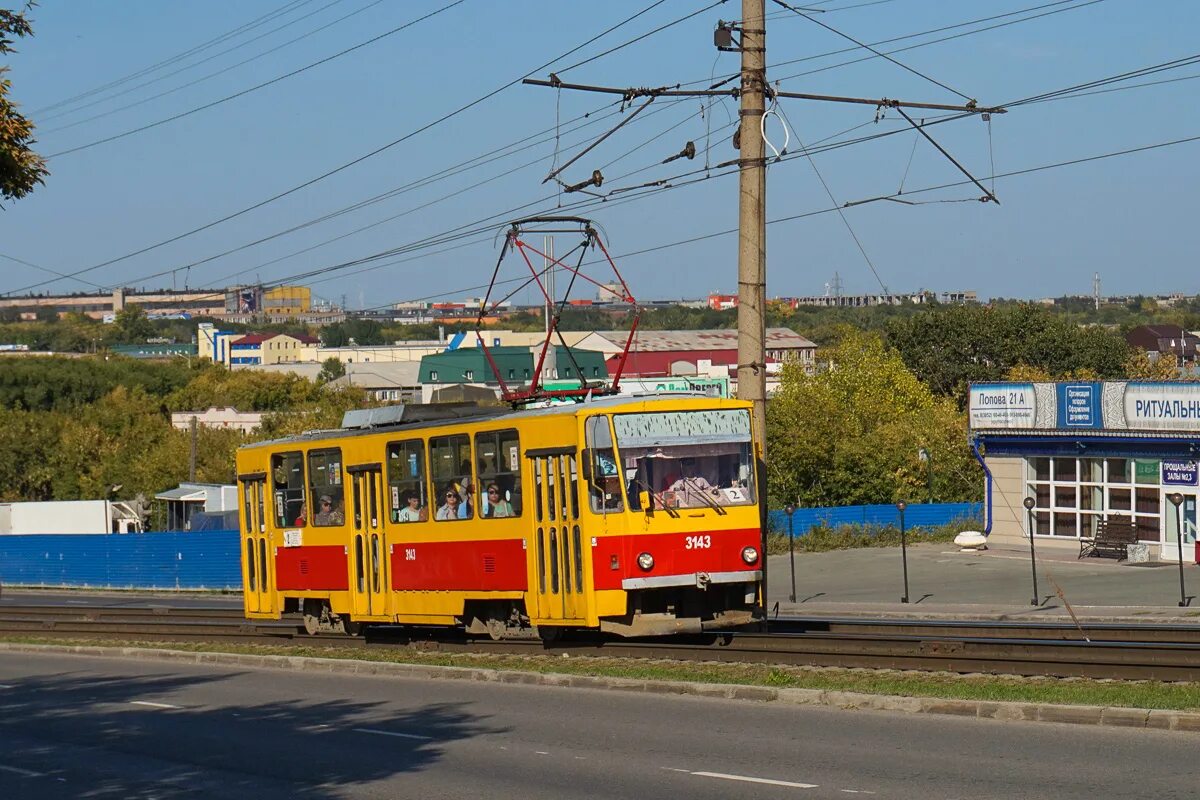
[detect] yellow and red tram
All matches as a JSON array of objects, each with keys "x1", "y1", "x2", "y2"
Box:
[{"x1": 236, "y1": 394, "x2": 764, "y2": 638}]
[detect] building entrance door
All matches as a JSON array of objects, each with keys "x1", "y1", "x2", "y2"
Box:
[{"x1": 1161, "y1": 489, "x2": 1197, "y2": 564}]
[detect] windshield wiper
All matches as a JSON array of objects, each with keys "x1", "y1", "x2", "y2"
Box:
[
  {"x1": 633, "y1": 473, "x2": 678, "y2": 518},
  {"x1": 680, "y1": 477, "x2": 727, "y2": 515}
]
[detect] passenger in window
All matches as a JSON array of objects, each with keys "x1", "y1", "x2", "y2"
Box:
[
  {"x1": 436, "y1": 486, "x2": 463, "y2": 521},
  {"x1": 315, "y1": 494, "x2": 345, "y2": 525},
  {"x1": 485, "y1": 483, "x2": 514, "y2": 518},
  {"x1": 396, "y1": 491, "x2": 425, "y2": 523}
]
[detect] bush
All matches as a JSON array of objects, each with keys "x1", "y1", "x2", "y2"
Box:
[{"x1": 765, "y1": 518, "x2": 980, "y2": 554}]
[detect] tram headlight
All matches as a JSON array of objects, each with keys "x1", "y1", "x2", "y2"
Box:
[
  {"x1": 636, "y1": 552, "x2": 655, "y2": 571},
  {"x1": 741, "y1": 545, "x2": 759, "y2": 565}
]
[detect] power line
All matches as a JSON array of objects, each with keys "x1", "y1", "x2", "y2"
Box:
[
  {"x1": 769, "y1": 0, "x2": 974, "y2": 102},
  {"x1": 40, "y1": 0, "x2": 373, "y2": 132},
  {"x1": 44, "y1": 1, "x2": 467, "y2": 159},
  {"x1": 773, "y1": 0, "x2": 1107, "y2": 84},
  {"x1": 31, "y1": 0, "x2": 316, "y2": 115},
  {"x1": 9, "y1": 1, "x2": 682, "y2": 297}
]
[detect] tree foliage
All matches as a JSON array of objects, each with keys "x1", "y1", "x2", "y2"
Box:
[
  {"x1": 766, "y1": 332, "x2": 981, "y2": 508},
  {"x1": 885, "y1": 304, "x2": 1130, "y2": 405},
  {"x1": 0, "y1": 6, "x2": 47, "y2": 202}
]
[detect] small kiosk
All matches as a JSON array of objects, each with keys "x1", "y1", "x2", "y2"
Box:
[{"x1": 970, "y1": 381, "x2": 1199, "y2": 562}]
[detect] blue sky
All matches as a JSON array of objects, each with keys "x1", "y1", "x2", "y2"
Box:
[{"x1": 3, "y1": 0, "x2": 1198, "y2": 306}]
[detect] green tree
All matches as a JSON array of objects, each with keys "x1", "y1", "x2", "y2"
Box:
[
  {"x1": 885, "y1": 304, "x2": 1129, "y2": 405},
  {"x1": 321, "y1": 318, "x2": 385, "y2": 347},
  {"x1": 0, "y1": 5, "x2": 47, "y2": 202},
  {"x1": 766, "y1": 332, "x2": 981, "y2": 508},
  {"x1": 317, "y1": 357, "x2": 345, "y2": 384},
  {"x1": 113, "y1": 304, "x2": 155, "y2": 343}
]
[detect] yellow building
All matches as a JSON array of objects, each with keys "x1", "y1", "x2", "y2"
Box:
[{"x1": 263, "y1": 286, "x2": 311, "y2": 316}]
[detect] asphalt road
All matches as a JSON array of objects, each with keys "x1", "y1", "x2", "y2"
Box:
[{"x1": 0, "y1": 651, "x2": 1193, "y2": 799}]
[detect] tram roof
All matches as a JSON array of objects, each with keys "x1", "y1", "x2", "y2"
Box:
[{"x1": 240, "y1": 392, "x2": 743, "y2": 450}]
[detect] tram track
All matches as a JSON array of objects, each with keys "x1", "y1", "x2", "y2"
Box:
[{"x1": 2, "y1": 605, "x2": 1198, "y2": 680}]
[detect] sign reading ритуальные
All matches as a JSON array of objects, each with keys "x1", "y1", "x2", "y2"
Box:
[
  {"x1": 1123, "y1": 383, "x2": 1200, "y2": 431},
  {"x1": 967, "y1": 383, "x2": 1036, "y2": 429},
  {"x1": 969, "y1": 381, "x2": 1200, "y2": 431}
]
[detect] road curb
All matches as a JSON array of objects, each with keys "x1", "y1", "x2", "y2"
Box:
[{"x1": 2, "y1": 641, "x2": 1197, "y2": 732}]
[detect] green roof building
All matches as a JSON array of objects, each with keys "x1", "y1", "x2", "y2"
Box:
[{"x1": 418, "y1": 346, "x2": 609, "y2": 387}]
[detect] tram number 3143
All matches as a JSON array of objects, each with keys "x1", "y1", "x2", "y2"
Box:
[
  {"x1": 404, "y1": 548, "x2": 416, "y2": 561},
  {"x1": 684, "y1": 535, "x2": 711, "y2": 550}
]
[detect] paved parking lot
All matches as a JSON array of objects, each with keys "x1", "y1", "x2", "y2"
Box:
[{"x1": 767, "y1": 540, "x2": 1200, "y2": 621}]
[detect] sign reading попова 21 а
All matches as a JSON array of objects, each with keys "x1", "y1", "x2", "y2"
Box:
[
  {"x1": 968, "y1": 383, "x2": 1035, "y2": 429},
  {"x1": 969, "y1": 381, "x2": 1200, "y2": 431}
]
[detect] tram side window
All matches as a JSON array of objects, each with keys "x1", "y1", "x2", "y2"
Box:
[
  {"x1": 308, "y1": 448, "x2": 346, "y2": 526},
  {"x1": 271, "y1": 452, "x2": 306, "y2": 527},
  {"x1": 584, "y1": 416, "x2": 623, "y2": 512},
  {"x1": 430, "y1": 434, "x2": 473, "y2": 521},
  {"x1": 387, "y1": 439, "x2": 428, "y2": 523},
  {"x1": 476, "y1": 429, "x2": 522, "y2": 518}
]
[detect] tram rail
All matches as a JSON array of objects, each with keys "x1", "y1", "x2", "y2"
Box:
[{"x1": 2, "y1": 605, "x2": 1198, "y2": 681}]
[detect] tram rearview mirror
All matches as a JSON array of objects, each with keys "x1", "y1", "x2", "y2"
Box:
[{"x1": 639, "y1": 490, "x2": 651, "y2": 512}]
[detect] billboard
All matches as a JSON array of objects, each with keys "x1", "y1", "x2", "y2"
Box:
[{"x1": 969, "y1": 381, "x2": 1200, "y2": 432}]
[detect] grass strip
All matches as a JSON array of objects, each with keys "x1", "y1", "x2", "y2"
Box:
[{"x1": 3, "y1": 634, "x2": 1197, "y2": 711}]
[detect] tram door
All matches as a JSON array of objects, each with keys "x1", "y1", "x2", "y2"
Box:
[
  {"x1": 529, "y1": 450, "x2": 587, "y2": 623},
  {"x1": 239, "y1": 475, "x2": 274, "y2": 615},
  {"x1": 349, "y1": 464, "x2": 388, "y2": 618}
]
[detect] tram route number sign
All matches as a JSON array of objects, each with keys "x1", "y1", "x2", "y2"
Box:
[{"x1": 1162, "y1": 460, "x2": 1199, "y2": 486}]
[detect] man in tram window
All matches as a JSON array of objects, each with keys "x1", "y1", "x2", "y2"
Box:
[
  {"x1": 315, "y1": 494, "x2": 345, "y2": 526},
  {"x1": 396, "y1": 491, "x2": 425, "y2": 523},
  {"x1": 668, "y1": 458, "x2": 720, "y2": 508}
]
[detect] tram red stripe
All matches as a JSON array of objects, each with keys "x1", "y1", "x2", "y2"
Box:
[
  {"x1": 390, "y1": 538, "x2": 527, "y2": 591},
  {"x1": 275, "y1": 545, "x2": 349, "y2": 591},
  {"x1": 590, "y1": 528, "x2": 762, "y2": 591}
]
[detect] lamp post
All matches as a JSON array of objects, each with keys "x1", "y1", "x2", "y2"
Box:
[
  {"x1": 784, "y1": 503, "x2": 797, "y2": 603},
  {"x1": 897, "y1": 500, "x2": 910, "y2": 604},
  {"x1": 918, "y1": 448, "x2": 933, "y2": 504},
  {"x1": 1023, "y1": 496, "x2": 1040, "y2": 607},
  {"x1": 1168, "y1": 492, "x2": 1188, "y2": 607}
]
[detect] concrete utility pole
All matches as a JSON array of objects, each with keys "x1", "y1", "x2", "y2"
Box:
[
  {"x1": 188, "y1": 415, "x2": 198, "y2": 482},
  {"x1": 736, "y1": 0, "x2": 768, "y2": 448}
]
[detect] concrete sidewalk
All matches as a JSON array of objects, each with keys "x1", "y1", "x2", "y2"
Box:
[{"x1": 765, "y1": 541, "x2": 1200, "y2": 622}]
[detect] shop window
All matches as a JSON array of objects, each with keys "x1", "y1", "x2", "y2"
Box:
[
  {"x1": 1109, "y1": 488, "x2": 1132, "y2": 511},
  {"x1": 1053, "y1": 458, "x2": 1077, "y2": 481},
  {"x1": 1054, "y1": 485, "x2": 1077, "y2": 508},
  {"x1": 1107, "y1": 459, "x2": 1130, "y2": 483},
  {"x1": 1030, "y1": 458, "x2": 1051, "y2": 482},
  {"x1": 1053, "y1": 512, "x2": 1077, "y2": 536},
  {"x1": 475, "y1": 429, "x2": 522, "y2": 518},
  {"x1": 308, "y1": 449, "x2": 346, "y2": 527}
]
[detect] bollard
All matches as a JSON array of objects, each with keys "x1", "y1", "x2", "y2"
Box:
[
  {"x1": 897, "y1": 500, "x2": 909, "y2": 604},
  {"x1": 784, "y1": 503, "x2": 797, "y2": 603},
  {"x1": 1023, "y1": 496, "x2": 1040, "y2": 606}
]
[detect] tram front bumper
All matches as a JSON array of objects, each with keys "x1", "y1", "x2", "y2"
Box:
[{"x1": 620, "y1": 569, "x2": 761, "y2": 591}]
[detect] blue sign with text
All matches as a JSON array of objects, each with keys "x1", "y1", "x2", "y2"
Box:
[
  {"x1": 1162, "y1": 460, "x2": 1199, "y2": 486},
  {"x1": 1056, "y1": 382, "x2": 1102, "y2": 428}
]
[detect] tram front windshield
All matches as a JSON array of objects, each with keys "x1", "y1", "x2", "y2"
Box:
[{"x1": 613, "y1": 409, "x2": 755, "y2": 510}]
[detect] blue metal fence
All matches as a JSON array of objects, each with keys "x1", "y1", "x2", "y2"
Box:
[
  {"x1": 0, "y1": 504, "x2": 984, "y2": 591},
  {"x1": 0, "y1": 530, "x2": 242, "y2": 590},
  {"x1": 767, "y1": 502, "x2": 983, "y2": 536}
]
